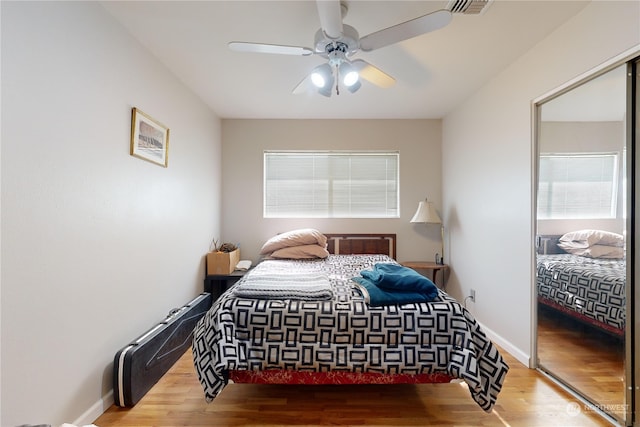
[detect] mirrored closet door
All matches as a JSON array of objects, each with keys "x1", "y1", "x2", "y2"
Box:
[{"x1": 535, "y1": 59, "x2": 637, "y2": 426}]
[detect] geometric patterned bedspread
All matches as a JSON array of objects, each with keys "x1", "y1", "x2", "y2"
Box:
[
  {"x1": 536, "y1": 254, "x2": 625, "y2": 335},
  {"x1": 192, "y1": 254, "x2": 509, "y2": 412}
]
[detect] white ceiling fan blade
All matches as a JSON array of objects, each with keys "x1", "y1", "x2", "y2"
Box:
[
  {"x1": 316, "y1": 0, "x2": 343, "y2": 39},
  {"x1": 352, "y1": 59, "x2": 395, "y2": 88},
  {"x1": 292, "y1": 74, "x2": 312, "y2": 95},
  {"x1": 359, "y1": 9, "x2": 452, "y2": 52},
  {"x1": 229, "y1": 42, "x2": 313, "y2": 56}
]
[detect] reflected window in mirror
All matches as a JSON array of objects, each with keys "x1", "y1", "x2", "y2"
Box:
[{"x1": 538, "y1": 152, "x2": 619, "y2": 219}]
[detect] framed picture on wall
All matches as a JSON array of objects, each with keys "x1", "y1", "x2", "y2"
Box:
[{"x1": 130, "y1": 107, "x2": 169, "y2": 167}]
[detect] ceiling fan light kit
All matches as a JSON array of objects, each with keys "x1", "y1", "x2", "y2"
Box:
[
  {"x1": 339, "y1": 62, "x2": 359, "y2": 87},
  {"x1": 346, "y1": 79, "x2": 361, "y2": 94},
  {"x1": 311, "y1": 63, "x2": 334, "y2": 89},
  {"x1": 229, "y1": 0, "x2": 491, "y2": 97}
]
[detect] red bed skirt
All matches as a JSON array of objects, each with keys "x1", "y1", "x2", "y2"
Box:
[
  {"x1": 538, "y1": 296, "x2": 624, "y2": 337},
  {"x1": 229, "y1": 369, "x2": 453, "y2": 385}
]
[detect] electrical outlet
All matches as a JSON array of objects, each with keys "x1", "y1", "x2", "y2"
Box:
[{"x1": 469, "y1": 289, "x2": 476, "y2": 302}]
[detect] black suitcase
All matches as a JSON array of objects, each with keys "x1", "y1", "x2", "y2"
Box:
[{"x1": 113, "y1": 292, "x2": 212, "y2": 407}]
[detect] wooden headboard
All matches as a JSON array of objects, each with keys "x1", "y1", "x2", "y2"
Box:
[{"x1": 324, "y1": 234, "x2": 396, "y2": 260}]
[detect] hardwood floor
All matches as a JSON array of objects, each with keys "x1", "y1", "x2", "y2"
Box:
[
  {"x1": 537, "y1": 305, "x2": 626, "y2": 421},
  {"x1": 94, "y1": 346, "x2": 614, "y2": 427}
]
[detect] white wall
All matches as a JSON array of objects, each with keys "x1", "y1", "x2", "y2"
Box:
[
  {"x1": 1, "y1": 2, "x2": 221, "y2": 425},
  {"x1": 221, "y1": 119, "x2": 443, "y2": 264},
  {"x1": 442, "y1": 1, "x2": 640, "y2": 364}
]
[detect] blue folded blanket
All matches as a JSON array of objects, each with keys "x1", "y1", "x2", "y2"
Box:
[
  {"x1": 360, "y1": 263, "x2": 439, "y2": 294},
  {"x1": 353, "y1": 263, "x2": 439, "y2": 306},
  {"x1": 352, "y1": 276, "x2": 437, "y2": 306}
]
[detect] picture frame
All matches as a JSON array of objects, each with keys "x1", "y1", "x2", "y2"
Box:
[{"x1": 130, "y1": 108, "x2": 169, "y2": 167}]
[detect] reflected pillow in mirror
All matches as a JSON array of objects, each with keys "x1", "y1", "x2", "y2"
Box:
[
  {"x1": 559, "y1": 244, "x2": 624, "y2": 259},
  {"x1": 558, "y1": 229, "x2": 624, "y2": 249}
]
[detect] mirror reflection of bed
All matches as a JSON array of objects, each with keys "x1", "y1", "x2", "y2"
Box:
[
  {"x1": 534, "y1": 61, "x2": 630, "y2": 425},
  {"x1": 536, "y1": 231, "x2": 625, "y2": 410}
]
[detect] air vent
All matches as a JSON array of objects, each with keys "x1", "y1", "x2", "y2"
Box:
[{"x1": 447, "y1": 0, "x2": 493, "y2": 15}]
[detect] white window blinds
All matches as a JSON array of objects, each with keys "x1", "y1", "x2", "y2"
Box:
[
  {"x1": 264, "y1": 151, "x2": 399, "y2": 218},
  {"x1": 537, "y1": 153, "x2": 618, "y2": 219}
]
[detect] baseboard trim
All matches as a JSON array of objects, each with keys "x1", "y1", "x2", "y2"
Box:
[
  {"x1": 478, "y1": 321, "x2": 531, "y2": 368},
  {"x1": 73, "y1": 391, "x2": 114, "y2": 426}
]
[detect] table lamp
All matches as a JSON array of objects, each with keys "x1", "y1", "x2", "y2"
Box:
[{"x1": 410, "y1": 198, "x2": 444, "y2": 264}]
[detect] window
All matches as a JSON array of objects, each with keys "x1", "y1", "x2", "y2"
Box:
[
  {"x1": 537, "y1": 153, "x2": 618, "y2": 219},
  {"x1": 264, "y1": 151, "x2": 399, "y2": 218}
]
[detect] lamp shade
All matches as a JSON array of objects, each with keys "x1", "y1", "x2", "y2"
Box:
[
  {"x1": 311, "y1": 63, "x2": 333, "y2": 88},
  {"x1": 339, "y1": 61, "x2": 359, "y2": 87},
  {"x1": 346, "y1": 78, "x2": 361, "y2": 93},
  {"x1": 410, "y1": 199, "x2": 441, "y2": 224}
]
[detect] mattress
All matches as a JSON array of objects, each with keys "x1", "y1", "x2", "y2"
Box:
[
  {"x1": 536, "y1": 254, "x2": 625, "y2": 335},
  {"x1": 192, "y1": 254, "x2": 509, "y2": 412}
]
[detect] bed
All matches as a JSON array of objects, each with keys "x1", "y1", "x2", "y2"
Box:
[
  {"x1": 192, "y1": 232, "x2": 509, "y2": 412},
  {"x1": 536, "y1": 232, "x2": 626, "y2": 336}
]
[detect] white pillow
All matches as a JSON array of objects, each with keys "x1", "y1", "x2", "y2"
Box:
[
  {"x1": 260, "y1": 228, "x2": 327, "y2": 255},
  {"x1": 560, "y1": 244, "x2": 624, "y2": 259},
  {"x1": 558, "y1": 229, "x2": 624, "y2": 249}
]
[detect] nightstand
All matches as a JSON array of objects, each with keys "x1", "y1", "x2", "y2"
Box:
[
  {"x1": 401, "y1": 261, "x2": 450, "y2": 290},
  {"x1": 204, "y1": 269, "x2": 250, "y2": 302}
]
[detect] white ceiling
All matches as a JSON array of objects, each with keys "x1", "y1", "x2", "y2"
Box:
[
  {"x1": 100, "y1": 0, "x2": 590, "y2": 119},
  {"x1": 540, "y1": 63, "x2": 628, "y2": 122}
]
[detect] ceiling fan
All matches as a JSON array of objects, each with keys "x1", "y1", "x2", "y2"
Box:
[{"x1": 228, "y1": 1, "x2": 454, "y2": 97}]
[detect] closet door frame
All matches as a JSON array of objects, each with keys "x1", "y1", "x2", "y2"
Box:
[
  {"x1": 631, "y1": 56, "x2": 639, "y2": 427},
  {"x1": 531, "y1": 47, "x2": 640, "y2": 427}
]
